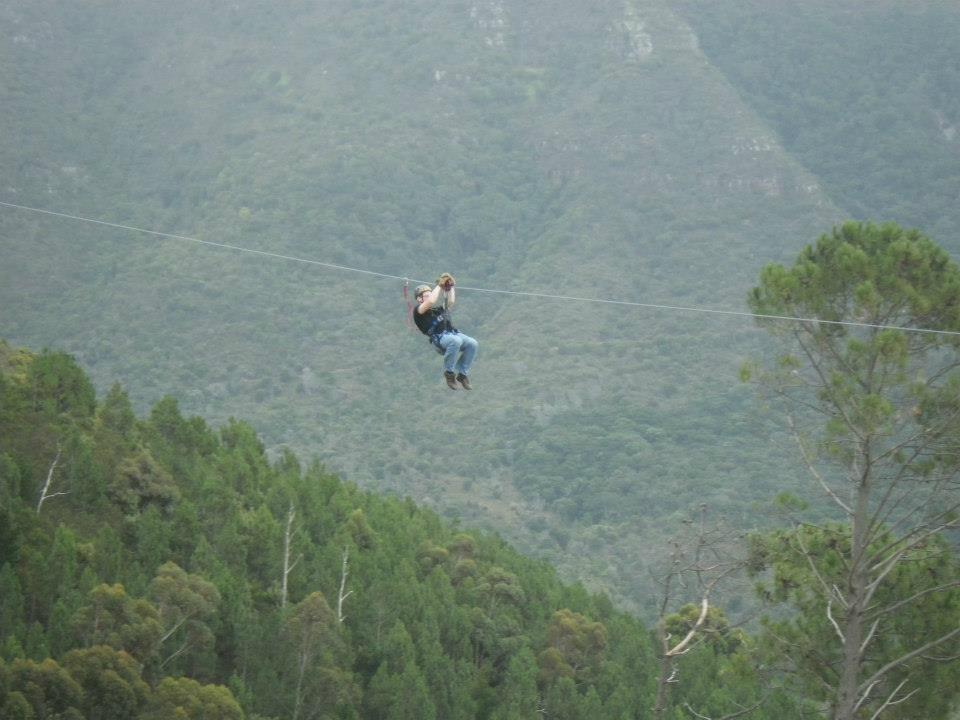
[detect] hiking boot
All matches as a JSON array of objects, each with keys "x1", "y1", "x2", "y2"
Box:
[
  {"x1": 444, "y1": 371, "x2": 459, "y2": 390},
  {"x1": 456, "y1": 373, "x2": 472, "y2": 390}
]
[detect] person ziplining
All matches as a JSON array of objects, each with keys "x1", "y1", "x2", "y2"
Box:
[
  {"x1": 4, "y1": 200, "x2": 960, "y2": 369},
  {"x1": 413, "y1": 273, "x2": 479, "y2": 390}
]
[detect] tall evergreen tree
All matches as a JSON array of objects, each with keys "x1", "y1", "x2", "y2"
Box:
[
  {"x1": 490, "y1": 646, "x2": 540, "y2": 720},
  {"x1": 283, "y1": 591, "x2": 357, "y2": 720},
  {"x1": 365, "y1": 621, "x2": 435, "y2": 720},
  {"x1": 746, "y1": 221, "x2": 960, "y2": 719},
  {"x1": 0, "y1": 565, "x2": 26, "y2": 650}
]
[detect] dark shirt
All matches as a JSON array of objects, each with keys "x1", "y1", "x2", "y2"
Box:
[{"x1": 413, "y1": 306, "x2": 455, "y2": 337}]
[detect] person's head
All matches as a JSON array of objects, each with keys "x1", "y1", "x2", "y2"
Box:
[{"x1": 414, "y1": 284, "x2": 432, "y2": 304}]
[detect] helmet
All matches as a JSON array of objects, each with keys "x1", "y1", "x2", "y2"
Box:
[{"x1": 414, "y1": 284, "x2": 431, "y2": 300}]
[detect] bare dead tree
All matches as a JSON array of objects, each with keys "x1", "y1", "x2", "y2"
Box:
[
  {"x1": 337, "y1": 547, "x2": 353, "y2": 623},
  {"x1": 36, "y1": 445, "x2": 66, "y2": 513},
  {"x1": 281, "y1": 502, "x2": 302, "y2": 608},
  {"x1": 651, "y1": 507, "x2": 751, "y2": 720}
]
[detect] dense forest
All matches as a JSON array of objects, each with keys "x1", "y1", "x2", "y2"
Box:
[
  {"x1": 675, "y1": 0, "x2": 960, "y2": 242},
  {"x1": 4, "y1": 222, "x2": 960, "y2": 718},
  {"x1": 3, "y1": 1, "x2": 958, "y2": 613},
  {"x1": 0, "y1": 0, "x2": 860, "y2": 611},
  {"x1": 0, "y1": 268, "x2": 960, "y2": 720},
  {"x1": 1, "y1": 340, "x2": 797, "y2": 719}
]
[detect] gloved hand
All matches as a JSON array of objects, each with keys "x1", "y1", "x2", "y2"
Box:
[{"x1": 436, "y1": 272, "x2": 456, "y2": 290}]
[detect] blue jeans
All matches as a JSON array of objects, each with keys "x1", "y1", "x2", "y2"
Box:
[{"x1": 435, "y1": 332, "x2": 478, "y2": 376}]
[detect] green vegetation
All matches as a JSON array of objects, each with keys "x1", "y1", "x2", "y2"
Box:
[
  {"x1": 1, "y1": 341, "x2": 794, "y2": 718},
  {"x1": 4, "y1": 329, "x2": 956, "y2": 717},
  {"x1": 675, "y1": 0, "x2": 960, "y2": 242},
  {"x1": 744, "y1": 222, "x2": 960, "y2": 719},
  {"x1": 5, "y1": 1, "x2": 960, "y2": 713},
  {"x1": 4, "y1": 223, "x2": 960, "y2": 716},
  {"x1": 2, "y1": 0, "x2": 959, "y2": 618}
]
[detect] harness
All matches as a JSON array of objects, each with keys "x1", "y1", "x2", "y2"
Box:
[
  {"x1": 426, "y1": 309, "x2": 457, "y2": 353},
  {"x1": 409, "y1": 285, "x2": 457, "y2": 353}
]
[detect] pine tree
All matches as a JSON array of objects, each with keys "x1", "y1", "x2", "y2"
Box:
[
  {"x1": 746, "y1": 221, "x2": 960, "y2": 719},
  {"x1": 365, "y1": 621, "x2": 435, "y2": 720},
  {"x1": 0, "y1": 565, "x2": 26, "y2": 650},
  {"x1": 490, "y1": 646, "x2": 539, "y2": 720}
]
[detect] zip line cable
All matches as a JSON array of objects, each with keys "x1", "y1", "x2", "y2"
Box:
[
  {"x1": 0, "y1": 201, "x2": 403, "y2": 282},
  {"x1": 3, "y1": 199, "x2": 960, "y2": 338}
]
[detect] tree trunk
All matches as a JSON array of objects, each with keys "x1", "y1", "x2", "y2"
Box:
[
  {"x1": 337, "y1": 547, "x2": 352, "y2": 623},
  {"x1": 36, "y1": 447, "x2": 63, "y2": 513},
  {"x1": 281, "y1": 503, "x2": 297, "y2": 608},
  {"x1": 833, "y1": 462, "x2": 871, "y2": 720},
  {"x1": 653, "y1": 654, "x2": 676, "y2": 720}
]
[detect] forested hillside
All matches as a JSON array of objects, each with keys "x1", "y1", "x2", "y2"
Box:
[
  {"x1": 2, "y1": 0, "x2": 959, "y2": 614},
  {"x1": 675, "y1": 0, "x2": 960, "y2": 242},
  {"x1": 1, "y1": 342, "x2": 801, "y2": 719}
]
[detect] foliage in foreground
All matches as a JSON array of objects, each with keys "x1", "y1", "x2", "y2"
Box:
[{"x1": 0, "y1": 341, "x2": 786, "y2": 718}]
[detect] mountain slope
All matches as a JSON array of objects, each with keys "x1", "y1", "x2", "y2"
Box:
[
  {"x1": 6, "y1": 0, "x2": 950, "y2": 612},
  {"x1": 675, "y1": 0, "x2": 960, "y2": 244}
]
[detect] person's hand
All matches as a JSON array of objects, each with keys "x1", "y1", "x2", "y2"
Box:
[{"x1": 437, "y1": 272, "x2": 455, "y2": 290}]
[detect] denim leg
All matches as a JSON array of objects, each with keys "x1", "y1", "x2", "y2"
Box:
[
  {"x1": 438, "y1": 333, "x2": 463, "y2": 373},
  {"x1": 453, "y1": 333, "x2": 478, "y2": 375}
]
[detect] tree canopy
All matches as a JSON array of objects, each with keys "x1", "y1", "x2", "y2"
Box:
[{"x1": 4, "y1": 339, "x2": 778, "y2": 718}]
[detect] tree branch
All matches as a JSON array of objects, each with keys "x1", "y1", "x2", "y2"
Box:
[
  {"x1": 826, "y1": 601, "x2": 846, "y2": 644},
  {"x1": 160, "y1": 637, "x2": 190, "y2": 669},
  {"x1": 666, "y1": 597, "x2": 709, "y2": 657},
  {"x1": 867, "y1": 679, "x2": 918, "y2": 720},
  {"x1": 859, "y1": 619, "x2": 879, "y2": 656},
  {"x1": 867, "y1": 510, "x2": 960, "y2": 576},
  {"x1": 684, "y1": 700, "x2": 764, "y2": 720},
  {"x1": 337, "y1": 547, "x2": 353, "y2": 623},
  {"x1": 794, "y1": 530, "x2": 846, "y2": 605},
  {"x1": 858, "y1": 626, "x2": 960, "y2": 695},
  {"x1": 282, "y1": 502, "x2": 297, "y2": 608},
  {"x1": 874, "y1": 580, "x2": 960, "y2": 618},
  {"x1": 795, "y1": 333, "x2": 866, "y2": 444},
  {"x1": 788, "y1": 416, "x2": 853, "y2": 515},
  {"x1": 869, "y1": 532, "x2": 958, "y2": 604},
  {"x1": 865, "y1": 443, "x2": 926, "y2": 539},
  {"x1": 160, "y1": 615, "x2": 189, "y2": 644}
]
